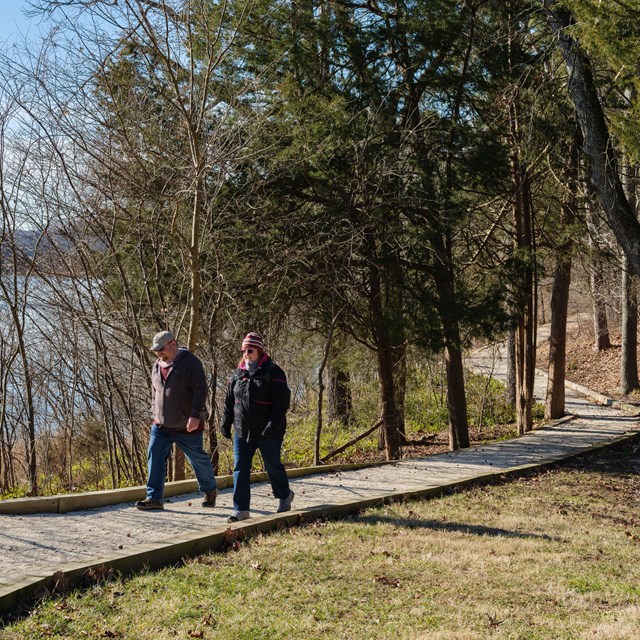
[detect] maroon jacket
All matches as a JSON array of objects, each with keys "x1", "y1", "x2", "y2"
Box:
[{"x1": 151, "y1": 348, "x2": 208, "y2": 431}]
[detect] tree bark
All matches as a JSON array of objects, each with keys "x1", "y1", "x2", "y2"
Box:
[
  {"x1": 327, "y1": 365, "x2": 353, "y2": 426},
  {"x1": 545, "y1": 131, "x2": 578, "y2": 420},
  {"x1": 207, "y1": 365, "x2": 219, "y2": 475},
  {"x1": 392, "y1": 336, "x2": 407, "y2": 440},
  {"x1": 505, "y1": 325, "x2": 516, "y2": 408},
  {"x1": 584, "y1": 180, "x2": 612, "y2": 350},
  {"x1": 369, "y1": 259, "x2": 402, "y2": 460},
  {"x1": 545, "y1": 257, "x2": 571, "y2": 419},
  {"x1": 543, "y1": 1, "x2": 640, "y2": 277},
  {"x1": 315, "y1": 314, "x2": 336, "y2": 466},
  {"x1": 620, "y1": 258, "x2": 638, "y2": 393},
  {"x1": 591, "y1": 269, "x2": 611, "y2": 350},
  {"x1": 431, "y1": 233, "x2": 470, "y2": 450},
  {"x1": 511, "y1": 155, "x2": 535, "y2": 434},
  {"x1": 620, "y1": 156, "x2": 639, "y2": 394}
]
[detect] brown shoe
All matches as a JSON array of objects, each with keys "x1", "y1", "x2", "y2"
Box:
[
  {"x1": 135, "y1": 499, "x2": 164, "y2": 511},
  {"x1": 201, "y1": 490, "x2": 217, "y2": 507}
]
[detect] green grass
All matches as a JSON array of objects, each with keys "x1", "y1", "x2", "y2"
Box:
[{"x1": 3, "y1": 443, "x2": 640, "y2": 639}]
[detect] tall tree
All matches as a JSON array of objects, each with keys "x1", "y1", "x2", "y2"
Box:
[
  {"x1": 620, "y1": 158, "x2": 639, "y2": 394},
  {"x1": 545, "y1": 132, "x2": 579, "y2": 420},
  {"x1": 27, "y1": 0, "x2": 258, "y2": 480},
  {"x1": 233, "y1": 0, "x2": 520, "y2": 453},
  {"x1": 542, "y1": 1, "x2": 640, "y2": 277}
]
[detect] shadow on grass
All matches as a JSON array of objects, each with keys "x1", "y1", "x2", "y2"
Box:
[
  {"x1": 350, "y1": 437, "x2": 640, "y2": 543},
  {"x1": 560, "y1": 438, "x2": 640, "y2": 475},
  {"x1": 352, "y1": 514, "x2": 563, "y2": 542}
]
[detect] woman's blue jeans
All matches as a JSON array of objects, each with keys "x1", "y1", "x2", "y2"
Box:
[
  {"x1": 232, "y1": 435, "x2": 290, "y2": 511},
  {"x1": 146, "y1": 424, "x2": 217, "y2": 502}
]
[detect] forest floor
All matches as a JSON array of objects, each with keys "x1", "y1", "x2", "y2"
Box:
[{"x1": 536, "y1": 319, "x2": 640, "y2": 405}]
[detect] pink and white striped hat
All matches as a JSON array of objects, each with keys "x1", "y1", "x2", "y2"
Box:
[{"x1": 241, "y1": 332, "x2": 264, "y2": 351}]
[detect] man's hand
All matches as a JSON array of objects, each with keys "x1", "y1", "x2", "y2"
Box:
[{"x1": 186, "y1": 417, "x2": 200, "y2": 432}]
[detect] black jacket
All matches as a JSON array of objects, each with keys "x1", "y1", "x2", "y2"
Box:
[{"x1": 221, "y1": 355, "x2": 290, "y2": 442}]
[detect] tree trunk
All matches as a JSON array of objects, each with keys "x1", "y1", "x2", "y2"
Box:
[
  {"x1": 620, "y1": 153, "x2": 639, "y2": 394},
  {"x1": 315, "y1": 316, "x2": 336, "y2": 466},
  {"x1": 512, "y1": 154, "x2": 535, "y2": 434},
  {"x1": 208, "y1": 365, "x2": 219, "y2": 475},
  {"x1": 620, "y1": 259, "x2": 638, "y2": 394},
  {"x1": 505, "y1": 325, "x2": 516, "y2": 408},
  {"x1": 545, "y1": 130, "x2": 578, "y2": 420},
  {"x1": 369, "y1": 262, "x2": 402, "y2": 460},
  {"x1": 327, "y1": 365, "x2": 353, "y2": 426},
  {"x1": 431, "y1": 233, "x2": 470, "y2": 450},
  {"x1": 444, "y1": 344, "x2": 470, "y2": 450},
  {"x1": 506, "y1": 12, "x2": 536, "y2": 433},
  {"x1": 544, "y1": 1, "x2": 640, "y2": 277},
  {"x1": 17, "y1": 328, "x2": 37, "y2": 495},
  {"x1": 584, "y1": 180, "x2": 612, "y2": 350},
  {"x1": 545, "y1": 257, "x2": 571, "y2": 419},
  {"x1": 374, "y1": 338, "x2": 402, "y2": 460},
  {"x1": 592, "y1": 269, "x2": 611, "y2": 350},
  {"x1": 0, "y1": 233, "x2": 39, "y2": 495},
  {"x1": 175, "y1": 150, "x2": 206, "y2": 481},
  {"x1": 392, "y1": 338, "x2": 407, "y2": 440}
]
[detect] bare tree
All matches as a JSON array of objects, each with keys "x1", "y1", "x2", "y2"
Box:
[
  {"x1": 28, "y1": 0, "x2": 262, "y2": 479},
  {"x1": 0, "y1": 4, "x2": 246, "y2": 494}
]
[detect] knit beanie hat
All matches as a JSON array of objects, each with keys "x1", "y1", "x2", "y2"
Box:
[{"x1": 242, "y1": 332, "x2": 264, "y2": 351}]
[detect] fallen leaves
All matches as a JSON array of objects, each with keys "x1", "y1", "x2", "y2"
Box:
[
  {"x1": 486, "y1": 612, "x2": 506, "y2": 629},
  {"x1": 222, "y1": 527, "x2": 245, "y2": 551},
  {"x1": 52, "y1": 571, "x2": 70, "y2": 595},
  {"x1": 373, "y1": 574, "x2": 401, "y2": 587}
]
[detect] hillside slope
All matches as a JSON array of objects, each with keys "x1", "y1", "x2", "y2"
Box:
[{"x1": 536, "y1": 316, "x2": 640, "y2": 406}]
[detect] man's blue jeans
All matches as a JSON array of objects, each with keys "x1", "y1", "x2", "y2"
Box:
[
  {"x1": 146, "y1": 424, "x2": 217, "y2": 502},
  {"x1": 232, "y1": 435, "x2": 290, "y2": 511}
]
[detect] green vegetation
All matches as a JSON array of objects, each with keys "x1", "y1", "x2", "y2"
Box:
[
  {"x1": 4, "y1": 444, "x2": 640, "y2": 639},
  {"x1": 219, "y1": 365, "x2": 523, "y2": 472},
  {"x1": 2, "y1": 0, "x2": 632, "y2": 508},
  {"x1": 2, "y1": 361, "x2": 524, "y2": 498}
]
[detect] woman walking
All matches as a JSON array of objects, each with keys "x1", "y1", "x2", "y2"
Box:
[{"x1": 221, "y1": 333, "x2": 293, "y2": 522}]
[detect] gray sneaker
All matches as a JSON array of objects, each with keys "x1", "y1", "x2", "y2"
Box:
[
  {"x1": 135, "y1": 499, "x2": 164, "y2": 511},
  {"x1": 277, "y1": 490, "x2": 294, "y2": 513},
  {"x1": 227, "y1": 510, "x2": 250, "y2": 523}
]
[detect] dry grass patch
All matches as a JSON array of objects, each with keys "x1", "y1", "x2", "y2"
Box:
[{"x1": 2, "y1": 445, "x2": 640, "y2": 639}]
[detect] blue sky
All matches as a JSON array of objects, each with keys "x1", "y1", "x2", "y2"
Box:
[{"x1": 0, "y1": 1, "x2": 40, "y2": 44}]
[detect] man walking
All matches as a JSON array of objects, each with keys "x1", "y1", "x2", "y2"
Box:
[{"x1": 136, "y1": 331, "x2": 218, "y2": 511}]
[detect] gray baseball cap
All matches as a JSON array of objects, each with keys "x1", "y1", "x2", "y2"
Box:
[{"x1": 150, "y1": 330, "x2": 175, "y2": 351}]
